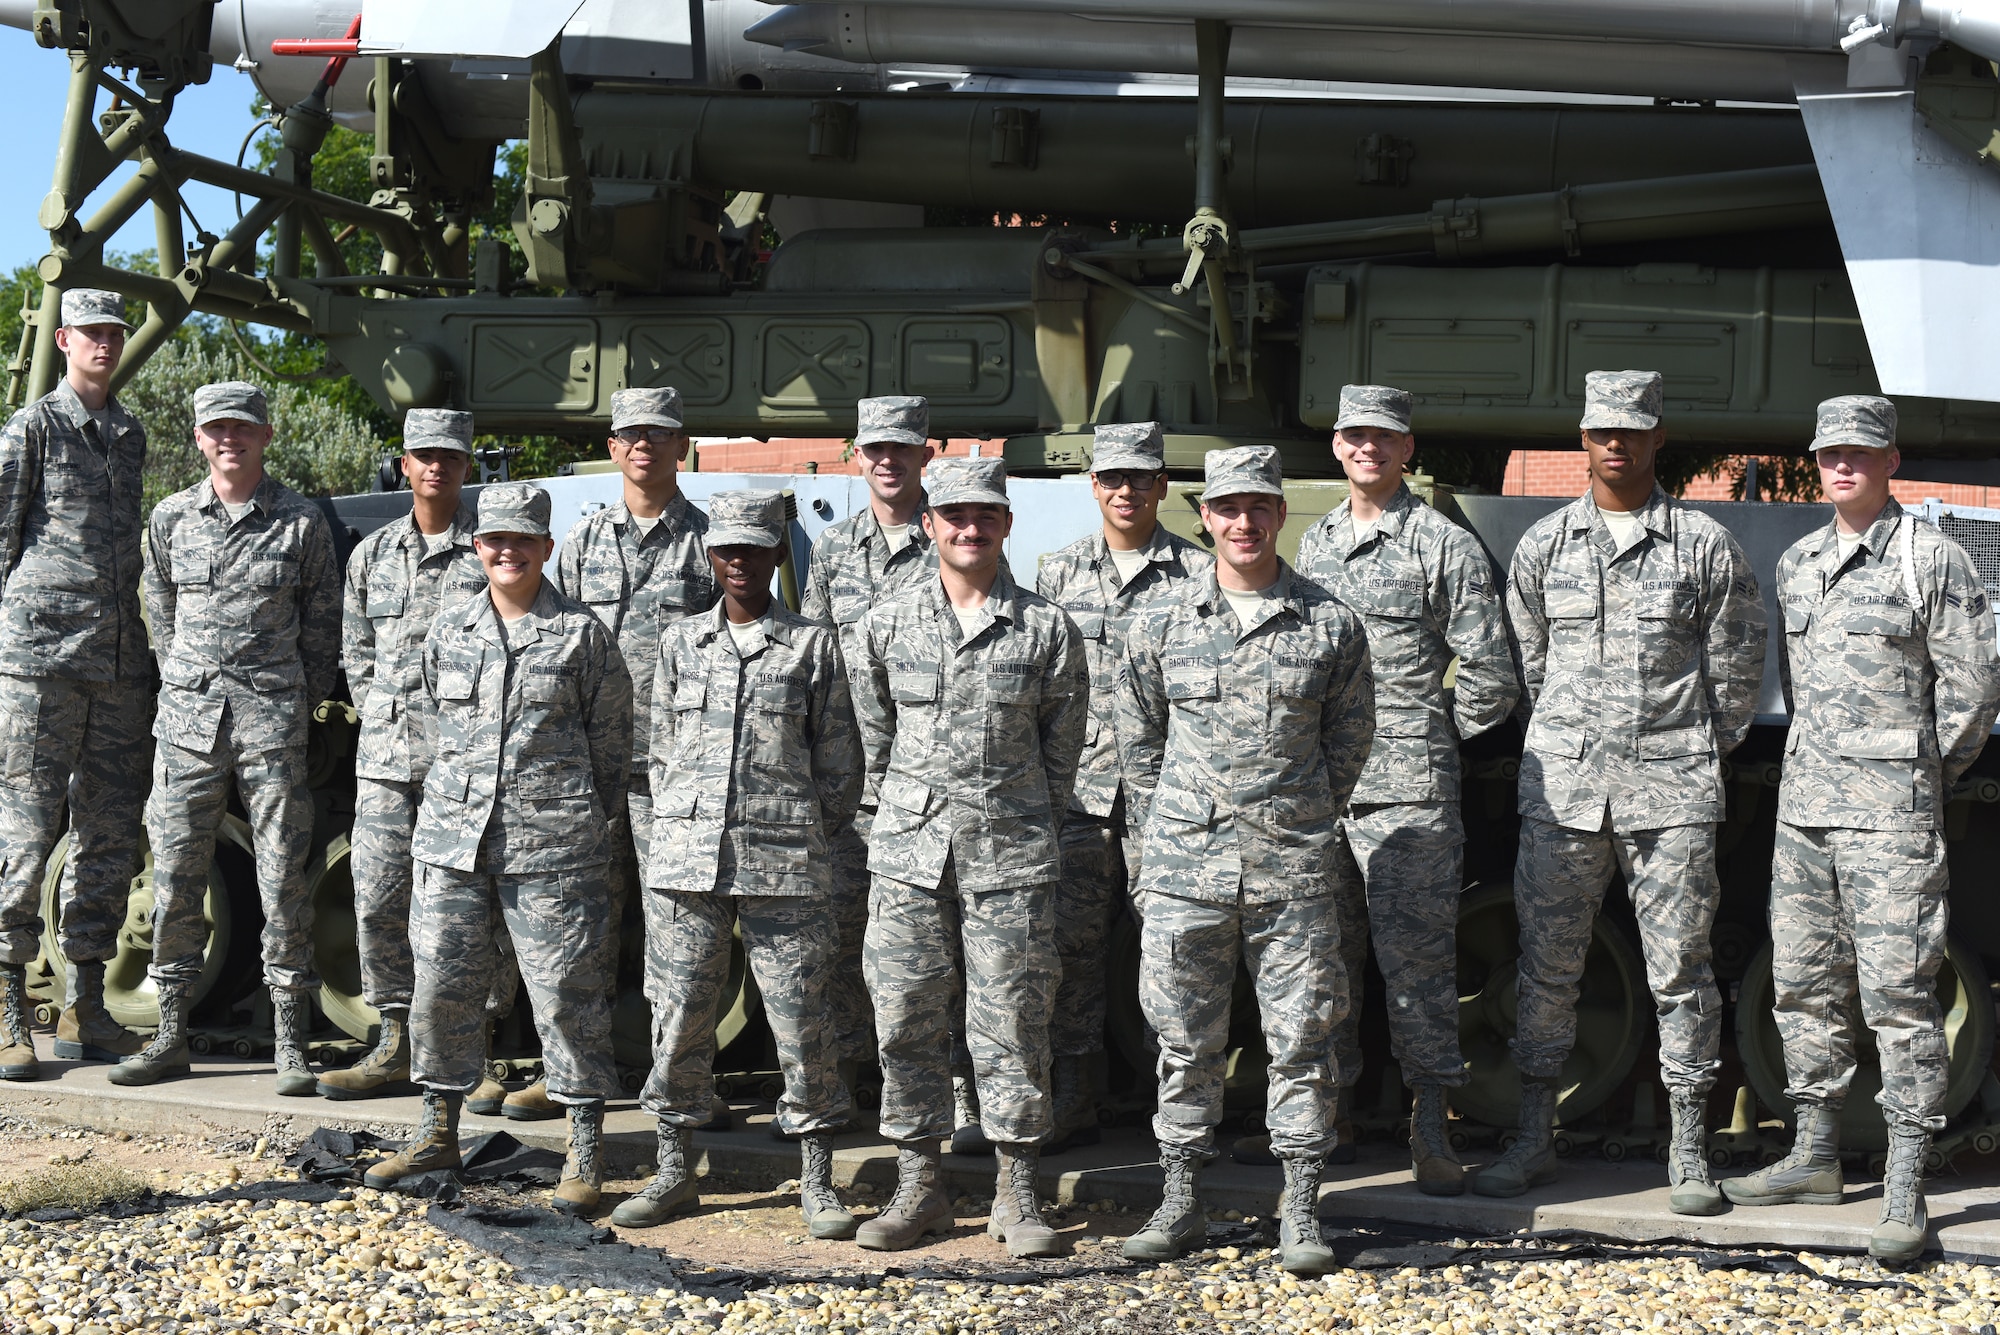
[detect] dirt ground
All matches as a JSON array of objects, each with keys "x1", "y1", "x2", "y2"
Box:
[{"x1": 0, "y1": 1111, "x2": 1166, "y2": 1276}]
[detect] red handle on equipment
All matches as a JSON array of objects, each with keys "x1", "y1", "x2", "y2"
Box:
[{"x1": 271, "y1": 14, "x2": 364, "y2": 90}]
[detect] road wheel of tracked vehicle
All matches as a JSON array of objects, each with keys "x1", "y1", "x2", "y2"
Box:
[
  {"x1": 1734, "y1": 934, "x2": 1994, "y2": 1154},
  {"x1": 33, "y1": 816, "x2": 254, "y2": 1028},
  {"x1": 1452, "y1": 882, "x2": 1650, "y2": 1129},
  {"x1": 308, "y1": 835, "x2": 373, "y2": 1040}
]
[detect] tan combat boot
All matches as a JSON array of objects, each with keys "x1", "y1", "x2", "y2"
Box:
[
  {"x1": 364, "y1": 1090, "x2": 463, "y2": 1188},
  {"x1": 855, "y1": 1141, "x2": 953, "y2": 1251},
  {"x1": 1666, "y1": 1088, "x2": 1725, "y2": 1216},
  {"x1": 799, "y1": 1131, "x2": 856, "y2": 1240},
  {"x1": 271, "y1": 987, "x2": 317, "y2": 1096},
  {"x1": 1278, "y1": 1156, "x2": 1336, "y2": 1275},
  {"x1": 107, "y1": 980, "x2": 191, "y2": 1086},
  {"x1": 1722, "y1": 1103, "x2": 1843, "y2": 1206},
  {"x1": 611, "y1": 1120, "x2": 698, "y2": 1227},
  {"x1": 987, "y1": 1143, "x2": 1062, "y2": 1258},
  {"x1": 0, "y1": 963, "x2": 40, "y2": 1081},
  {"x1": 1122, "y1": 1146, "x2": 1206, "y2": 1260},
  {"x1": 317, "y1": 1007, "x2": 411, "y2": 1100},
  {"x1": 54, "y1": 961, "x2": 142, "y2": 1062},
  {"x1": 1410, "y1": 1084, "x2": 1465, "y2": 1196},
  {"x1": 466, "y1": 1020, "x2": 507, "y2": 1114},
  {"x1": 1470, "y1": 1077, "x2": 1560, "y2": 1198},
  {"x1": 1870, "y1": 1126, "x2": 1932, "y2": 1266},
  {"x1": 502, "y1": 1077, "x2": 564, "y2": 1121},
  {"x1": 553, "y1": 1101, "x2": 605, "y2": 1217}
]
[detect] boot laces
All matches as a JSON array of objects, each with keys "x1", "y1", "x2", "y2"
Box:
[
  {"x1": 639, "y1": 1130, "x2": 688, "y2": 1201},
  {"x1": 1002, "y1": 1155, "x2": 1043, "y2": 1224},
  {"x1": 417, "y1": 1093, "x2": 453, "y2": 1141},
  {"x1": 0, "y1": 968, "x2": 30, "y2": 1044},
  {"x1": 1882, "y1": 1131, "x2": 1927, "y2": 1223},
  {"x1": 1669, "y1": 1095, "x2": 1713, "y2": 1183},
  {"x1": 134, "y1": 988, "x2": 186, "y2": 1063},
  {"x1": 273, "y1": 993, "x2": 310, "y2": 1074},
  {"x1": 567, "y1": 1108, "x2": 603, "y2": 1180},
  {"x1": 1282, "y1": 1160, "x2": 1322, "y2": 1237},
  {"x1": 884, "y1": 1149, "x2": 935, "y2": 1216},
  {"x1": 800, "y1": 1136, "x2": 842, "y2": 1212},
  {"x1": 1412, "y1": 1087, "x2": 1453, "y2": 1157}
]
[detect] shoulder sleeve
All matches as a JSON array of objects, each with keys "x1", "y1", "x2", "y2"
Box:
[
  {"x1": 801, "y1": 526, "x2": 839, "y2": 626},
  {"x1": 554, "y1": 519, "x2": 587, "y2": 600},
  {"x1": 1922, "y1": 532, "x2": 2000, "y2": 788},
  {"x1": 298, "y1": 508, "x2": 343, "y2": 706},
  {"x1": 1435, "y1": 524, "x2": 1519, "y2": 740},
  {"x1": 809, "y1": 628, "x2": 865, "y2": 827},
  {"x1": 145, "y1": 501, "x2": 177, "y2": 662},
  {"x1": 1505, "y1": 523, "x2": 1552, "y2": 719},
  {"x1": 1317, "y1": 599, "x2": 1376, "y2": 808},
  {"x1": 0, "y1": 406, "x2": 40, "y2": 592},
  {"x1": 1037, "y1": 604, "x2": 1091, "y2": 823},
  {"x1": 342, "y1": 534, "x2": 377, "y2": 705},
  {"x1": 1698, "y1": 522, "x2": 1767, "y2": 756},
  {"x1": 1114, "y1": 605, "x2": 1172, "y2": 829}
]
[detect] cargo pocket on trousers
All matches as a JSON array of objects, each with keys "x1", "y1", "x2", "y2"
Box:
[{"x1": 0, "y1": 691, "x2": 39, "y2": 789}]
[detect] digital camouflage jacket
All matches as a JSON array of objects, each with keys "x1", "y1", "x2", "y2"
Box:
[
  {"x1": 555, "y1": 493, "x2": 714, "y2": 781},
  {"x1": 801, "y1": 497, "x2": 935, "y2": 675},
  {"x1": 853, "y1": 567, "x2": 1089, "y2": 890},
  {"x1": 144, "y1": 474, "x2": 341, "y2": 756},
  {"x1": 342, "y1": 501, "x2": 489, "y2": 783},
  {"x1": 0, "y1": 380, "x2": 150, "y2": 681},
  {"x1": 1297, "y1": 484, "x2": 1518, "y2": 805},
  {"x1": 1117, "y1": 564, "x2": 1376, "y2": 903},
  {"x1": 1507, "y1": 486, "x2": 1766, "y2": 833},
  {"x1": 646, "y1": 603, "x2": 864, "y2": 896},
  {"x1": 416, "y1": 579, "x2": 633, "y2": 873},
  {"x1": 1776, "y1": 498, "x2": 2000, "y2": 832},
  {"x1": 1034, "y1": 523, "x2": 1213, "y2": 821}
]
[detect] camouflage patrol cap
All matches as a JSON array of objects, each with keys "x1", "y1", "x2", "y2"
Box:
[
  {"x1": 611, "y1": 387, "x2": 684, "y2": 432},
  {"x1": 473, "y1": 482, "x2": 552, "y2": 538},
  {"x1": 1333, "y1": 384, "x2": 1413, "y2": 434},
  {"x1": 60, "y1": 288, "x2": 133, "y2": 331},
  {"x1": 1579, "y1": 369, "x2": 1664, "y2": 431},
  {"x1": 706, "y1": 489, "x2": 787, "y2": 548},
  {"x1": 193, "y1": 381, "x2": 269, "y2": 427},
  {"x1": 404, "y1": 408, "x2": 473, "y2": 454},
  {"x1": 1091, "y1": 421, "x2": 1166, "y2": 473},
  {"x1": 1201, "y1": 445, "x2": 1284, "y2": 501},
  {"x1": 1813, "y1": 394, "x2": 1897, "y2": 450},
  {"x1": 927, "y1": 456, "x2": 1009, "y2": 508},
  {"x1": 856, "y1": 395, "x2": 929, "y2": 448}
]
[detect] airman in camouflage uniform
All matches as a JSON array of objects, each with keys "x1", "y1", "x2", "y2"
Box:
[
  {"x1": 615, "y1": 490, "x2": 865, "y2": 1237},
  {"x1": 521, "y1": 386, "x2": 713, "y2": 1122},
  {"x1": 112, "y1": 382, "x2": 341, "y2": 1095},
  {"x1": 0, "y1": 290, "x2": 152, "y2": 1082},
  {"x1": 1294, "y1": 386, "x2": 1520, "y2": 1194},
  {"x1": 366, "y1": 483, "x2": 631, "y2": 1218},
  {"x1": 851, "y1": 457, "x2": 1089, "y2": 1258},
  {"x1": 320, "y1": 409, "x2": 515, "y2": 1103},
  {"x1": 801, "y1": 395, "x2": 937, "y2": 1081},
  {"x1": 1724, "y1": 396, "x2": 2000, "y2": 1264},
  {"x1": 1116, "y1": 445, "x2": 1375, "y2": 1275},
  {"x1": 1034, "y1": 421, "x2": 1213, "y2": 1149},
  {"x1": 1481, "y1": 370, "x2": 1765, "y2": 1213}
]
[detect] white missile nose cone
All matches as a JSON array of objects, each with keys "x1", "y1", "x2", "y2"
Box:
[
  {"x1": 743, "y1": 3, "x2": 841, "y2": 54},
  {"x1": 0, "y1": 0, "x2": 38, "y2": 33}
]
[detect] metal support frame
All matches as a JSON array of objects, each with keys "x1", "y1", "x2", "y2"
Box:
[{"x1": 1177, "y1": 20, "x2": 1249, "y2": 397}]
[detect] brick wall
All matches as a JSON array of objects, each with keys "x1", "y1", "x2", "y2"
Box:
[
  {"x1": 689, "y1": 437, "x2": 989, "y2": 475},
  {"x1": 1501, "y1": 450, "x2": 2000, "y2": 509}
]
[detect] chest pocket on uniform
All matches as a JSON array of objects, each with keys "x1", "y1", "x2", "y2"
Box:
[
  {"x1": 434, "y1": 667, "x2": 478, "y2": 702},
  {"x1": 672, "y1": 676, "x2": 707, "y2": 711},
  {"x1": 366, "y1": 580, "x2": 407, "y2": 619},
  {"x1": 1069, "y1": 610, "x2": 1106, "y2": 641},
  {"x1": 249, "y1": 553, "x2": 300, "y2": 588},
  {"x1": 1636, "y1": 584, "x2": 1699, "y2": 676},
  {"x1": 579, "y1": 557, "x2": 624, "y2": 605},
  {"x1": 751, "y1": 672, "x2": 809, "y2": 714},
  {"x1": 1842, "y1": 605, "x2": 1915, "y2": 639},
  {"x1": 832, "y1": 595, "x2": 871, "y2": 626},
  {"x1": 1542, "y1": 580, "x2": 1598, "y2": 663},
  {"x1": 522, "y1": 669, "x2": 569, "y2": 707},
  {"x1": 171, "y1": 550, "x2": 212, "y2": 587},
  {"x1": 1164, "y1": 667, "x2": 1219, "y2": 702},
  {"x1": 890, "y1": 671, "x2": 941, "y2": 703}
]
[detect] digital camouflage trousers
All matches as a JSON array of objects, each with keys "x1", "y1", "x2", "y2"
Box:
[
  {"x1": 0, "y1": 673, "x2": 150, "y2": 967},
  {"x1": 1512, "y1": 816, "x2": 1722, "y2": 1094},
  {"x1": 1769, "y1": 820, "x2": 1950, "y2": 1133},
  {"x1": 639, "y1": 889, "x2": 850, "y2": 1134}
]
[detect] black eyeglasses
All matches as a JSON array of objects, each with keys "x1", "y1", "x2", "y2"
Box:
[
  {"x1": 615, "y1": 428, "x2": 681, "y2": 446},
  {"x1": 1093, "y1": 470, "x2": 1164, "y2": 491}
]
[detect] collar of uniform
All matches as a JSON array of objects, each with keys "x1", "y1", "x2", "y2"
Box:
[
  {"x1": 695, "y1": 600, "x2": 795, "y2": 646},
  {"x1": 926, "y1": 562, "x2": 1019, "y2": 628},
  {"x1": 1567, "y1": 484, "x2": 1671, "y2": 546},
  {"x1": 610, "y1": 490, "x2": 692, "y2": 537},
  {"x1": 1332, "y1": 482, "x2": 1415, "y2": 555},
  {"x1": 1090, "y1": 522, "x2": 1178, "y2": 575},
  {"x1": 463, "y1": 576, "x2": 565, "y2": 645},
  {"x1": 50, "y1": 379, "x2": 131, "y2": 439},
  {"x1": 401, "y1": 499, "x2": 479, "y2": 552},
  {"x1": 1807, "y1": 496, "x2": 1906, "y2": 567},
  {"x1": 196, "y1": 474, "x2": 279, "y2": 519},
  {"x1": 1195, "y1": 561, "x2": 1304, "y2": 628},
  {"x1": 861, "y1": 496, "x2": 930, "y2": 551}
]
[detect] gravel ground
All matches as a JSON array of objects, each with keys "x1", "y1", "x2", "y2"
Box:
[{"x1": 6, "y1": 1114, "x2": 2000, "y2": 1334}]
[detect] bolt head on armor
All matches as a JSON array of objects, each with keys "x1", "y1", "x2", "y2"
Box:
[
  {"x1": 706, "y1": 488, "x2": 788, "y2": 548},
  {"x1": 1201, "y1": 444, "x2": 1285, "y2": 501},
  {"x1": 610, "y1": 387, "x2": 684, "y2": 432},
  {"x1": 1092, "y1": 421, "x2": 1167, "y2": 473},
  {"x1": 193, "y1": 380, "x2": 269, "y2": 428},
  {"x1": 60, "y1": 288, "x2": 133, "y2": 331},
  {"x1": 1579, "y1": 369, "x2": 1664, "y2": 431},
  {"x1": 1813, "y1": 394, "x2": 1898, "y2": 451},
  {"x1": 474, "y1": 482, "x2": 552, "y2": 538},
  {"x1": 403, "y1": 408, "x2": 474, "y2": 454},
  {"x1": 927, "y1": 456, "x2": 1010, "y2": 508},
  {"x1": 856, "y1": 395, "x2": 929, "y2": 448},
  {"x1": 1333, "y1": 384, "x2": 1414, "y2": 435}
]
